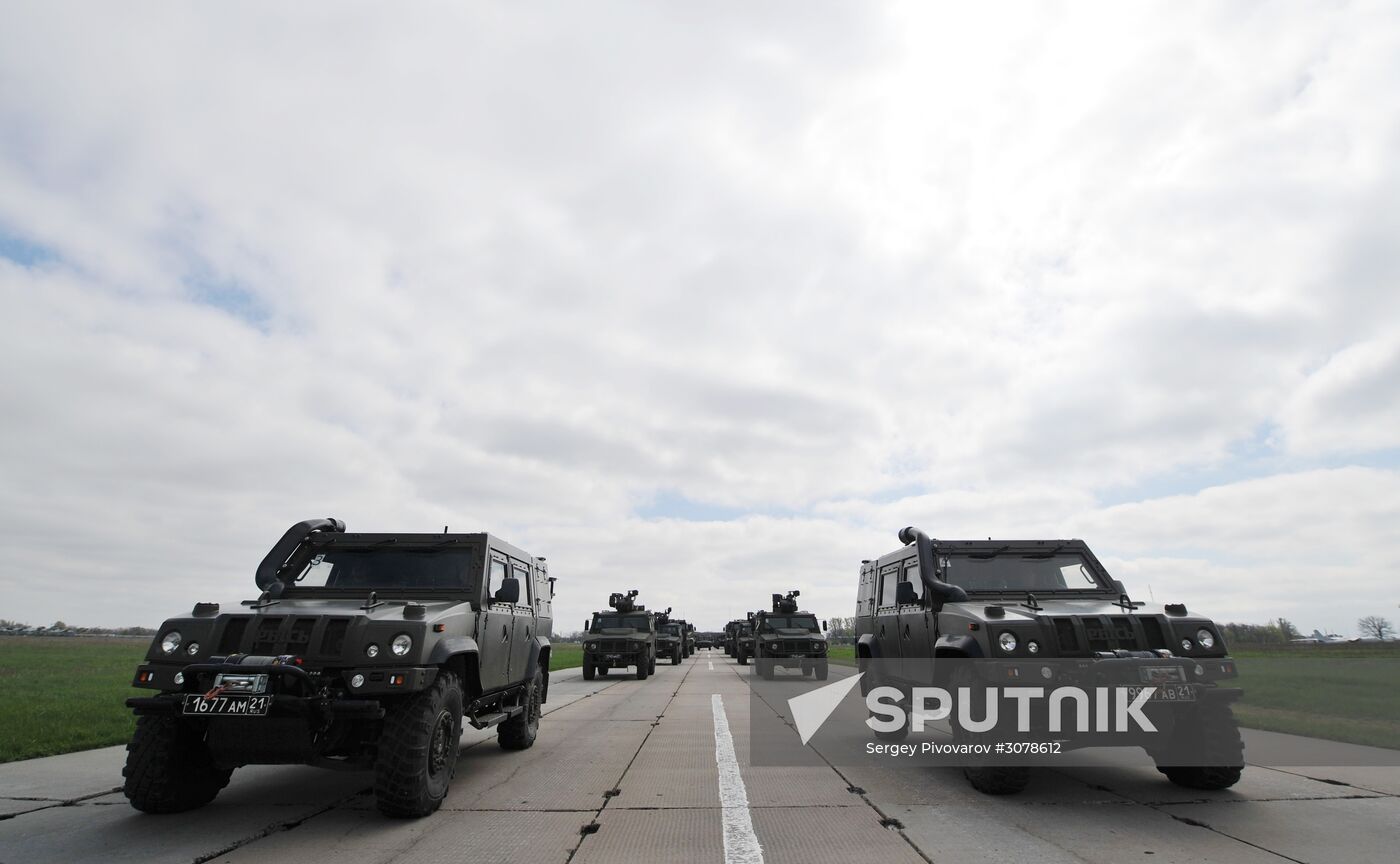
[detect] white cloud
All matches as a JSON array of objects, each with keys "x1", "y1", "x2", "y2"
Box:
[{"x1": 2, "y1": 2, "x2": 1399, "y2": 636}]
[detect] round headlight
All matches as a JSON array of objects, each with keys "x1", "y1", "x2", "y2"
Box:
[
  {"x1": 186, "y1": 642, "x2": 200, "y2": 656},
  {"x1": 1026, "y1": 640, "x2": 1040, "y2": 654},
  {"x1": 174, "y1": 672, "x2": 185, "y2": 685},
  {"x1": 391, "y1": 634, "x2": 413, "y2": 657},
  {"x1": 998, "y1": 631, "x2": 1018, "y2": 652},
  {"x1": 350, "y1": 674, "x2": 365, "y2": 688},
  {"x1": 366, "y1": 643, "x2": 380, "y2": 658},
  {"x1": 1195, "y1": 629, "x2": 1215, "y2": 650},
  {"x1": 1180, "y1": 638, "x2": 1193, "y2": 652},
  {"x1": 160, "y1": 631, "x2": 183, "y2": 655}
]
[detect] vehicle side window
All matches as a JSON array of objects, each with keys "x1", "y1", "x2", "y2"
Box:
[
  {"x1": 878, "y1": 566, "x2": 900, "y2": 607},
  {"x1": 513, "y1": 564, "x2": 531, "y2": 605},
  {"x1": 901, "y1": 561, "x2": 924, "y2": 602},
  {"x1": 488, "y1": 559, "x2": 508, "y2": 602}
]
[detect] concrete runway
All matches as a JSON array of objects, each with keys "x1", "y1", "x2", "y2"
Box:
[{"x1": 2, "y1": 653, "x2": 1398, "y2": 863}]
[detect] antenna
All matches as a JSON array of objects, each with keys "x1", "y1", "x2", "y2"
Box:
[{"x1": 443, "y1": 525, "x2": 449, "y2": 534}]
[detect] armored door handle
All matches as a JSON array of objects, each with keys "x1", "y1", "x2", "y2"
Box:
[
  {"x1": 501, "y1": 625, "x2": 509, "y2": 642},
  {"x1": 903, "y1": 625, "x2": 910, "y2": 639}
]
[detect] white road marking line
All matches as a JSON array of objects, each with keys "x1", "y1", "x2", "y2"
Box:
[
  {"x1": 711, "y1": 694, "x2": 763, "y2": 864},
  {"x1": 708, "y1": 660, "x2": 714, "y2": 670}
]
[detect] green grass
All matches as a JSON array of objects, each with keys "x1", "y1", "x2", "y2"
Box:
[
  {"x1": 548, "y1": 642, "x2": 582, "y2": 671},
  {"x1": 0, "y1": 636, "x2": 147, "y2": 763}
]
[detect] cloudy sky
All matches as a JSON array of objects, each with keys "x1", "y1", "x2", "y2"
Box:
[{"x1": 3, "y1": 2, "x2": 1398, "y2": 636}]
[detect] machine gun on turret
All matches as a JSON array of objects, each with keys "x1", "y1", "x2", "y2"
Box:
[
  {"x1": 772, "y1": 590, "x2": 800, "y2": 614},
  {"x1": 608, "y1": 590, "x2": 642, "y2": 613}
]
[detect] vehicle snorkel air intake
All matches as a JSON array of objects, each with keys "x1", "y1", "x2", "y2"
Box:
[
  {"x1": 255, "y1": 518, "x2": 346, "y2": 591},
  {"x1": 898, "y1": 526, "x2": 968, "y2": 606}
]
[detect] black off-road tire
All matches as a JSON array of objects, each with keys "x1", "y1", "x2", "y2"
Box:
[
  {"x1": 1156, "y1": 698, "x2": 1245, "y2": 790},
  {"x1": 123, "y1": 715, "x2": 232, "y2": 813},
  {"x1": 649, "y1": 655, "x2": 656, "y2": 675},
  {"x1": 499, "y1": 668, "x2": 542, "y2": 751},
  {"x1": 374, "y1": 671, "x2": 464, "y2": 818},
  {"x1": 672, "y1": 648, "x2": 681, "y2": 665},
  {"x1": 815, "y1": 661, "x2": 829, "y2": 681},
  {"x1": 583, "y1": 661, "x2": 595, "y2": 681},
  {"x1": 738, "y1": 649, "x2": 749, "y2": 666},
  {"x1": 964, "y1": 766, "x2": 1032, "y2": 795},
  {"x1": 636, "y1": 659, "x2": 649, "y2": 680}
]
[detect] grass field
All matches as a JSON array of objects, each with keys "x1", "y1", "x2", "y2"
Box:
[
  {"x1": 4, "y1": 636, "x2": 1395, "y2": 762},
  {"x1": 0, "y1": 636, "x2": 148, "y2": 763}
]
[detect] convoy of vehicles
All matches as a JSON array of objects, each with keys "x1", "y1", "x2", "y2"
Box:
[{"x1": 126, "y1": 517, "x2": 1240, "y2": 817}]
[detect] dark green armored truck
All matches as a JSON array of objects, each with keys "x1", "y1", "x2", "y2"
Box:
[
  {"x1": 582, "y1": 590, "x2": 657, "y2": 680},
  {"x1": 723, "y1": 620, "x2": 744, "y2": 656},
  {"x1": 735, "y1": 618, "x2": 756, "y2": 665},
  {"x1": 124, "y1": 518, "x2": 554, "y2": 818},
  {"x1": 656, "y1": 608, "x2": 684, "y2": 665},
  {"x1": 855, "y1": 526, "x2": 1244, "y2": 796},
  {"x1": 751, "y1": 591, "x2": 829, "y2": 680}
]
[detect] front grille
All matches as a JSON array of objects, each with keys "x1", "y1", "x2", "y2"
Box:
[
  {"x1": 320, "y1": 618, "x2": 349, "y2": 655},
  {"x1": 218, "y1": 617, "x2": 249, "y2": 654},
  {"x1": 252, "y1": 617, "x2": 284, "y2": 653},
  {"x1": 1053, "y1": 618, "x2": 1079, "y2": 653},
  {"x1": 596, "y1": 640, "x2": 637, "y2": 653},
  {"x1": 287, "y1": 618, "x2": 317, "y2": 650}
]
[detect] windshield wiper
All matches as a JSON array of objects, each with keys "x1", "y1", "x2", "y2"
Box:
[{"x1": 968, "y1": 545, "x2": 1010, "y2": 560}]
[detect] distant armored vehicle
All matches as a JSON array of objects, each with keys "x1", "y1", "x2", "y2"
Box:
[
  {"x1": 582, "y1": 590, "x2": 657, "y2": 680},
  {"x1": 656, "y1": 608, "x2": 684, "y2": 664},
  {"x1": 675, "y1": 619, "x2": 696, "y2": 656},
  {"x1": 695, "y1": 632, "x2": 719, "y2": 650},
  {"x1": 855, "y1": 527, "x2": 1244, "y2": 795},
  {"x1": 735, "y1": 618, "x2": 756, "y2": 665},
  {"x1": 723, "y1": 620, "x2": 745, "y2": 656},
  {"x1": 751, "y1": 591, "x2": 828, "y2": 680},
  {"x1": 124, "y1": 518, "x2": 554, "y2": 817}
]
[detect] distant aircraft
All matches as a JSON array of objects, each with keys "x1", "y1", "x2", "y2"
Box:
[{"x1": 1291, "y1": 630, "x2": 1348, "y2": 644}]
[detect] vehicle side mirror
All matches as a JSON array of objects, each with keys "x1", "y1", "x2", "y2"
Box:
[
  {"x1": 494, "y1": 576, "x2": 520, "y2": 604},
  {"x1": 822, "y1": 620, "x2": 828, "y2": 631},
  {"x1": 584, "y1": 620, "x2": 590, "y2": 633},
  {"x1": 895, "y1": 581, "x2": 918, "y2": 606}
]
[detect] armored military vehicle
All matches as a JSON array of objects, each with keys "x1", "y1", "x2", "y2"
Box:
[
  {"x1": 751, "y1": 591, "x2": 829, "y2": 680},
  {"x1": 854, "y1": 526, "x2": 1244, "y2": 796},
  {"x1": 582, "y1": 590, "x2": 657, "y2": 680},
  {"x1": 655, "y1": 608, "x2": 685, "y2": 664},
  {"x1": 695, "y1": 632, "x2": 719, "y2": 650},
  {"x1": 676, "y1": 619, "x2": 696, "y2": 657},
  {"x1": 124, "y1": 518, "x2": 554, "y2": 818},
  {"x1": 723, "y1": 620, "x2": 745, "y2": 656},
  {"x1": 735, "y1": 617, "x2": 756, "y2": 665}
]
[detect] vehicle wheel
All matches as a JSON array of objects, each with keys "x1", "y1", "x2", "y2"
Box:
[
  {"x1": 1155, "y1": 699, "x2": 1245, "y2": 790},
  {"x1": 123, "y1": 715, "x2": 232, "y2": 813},
  {"x1": 816, "y1": 662, "x2": 829, "y2": 681},
  {"x1": 636, "y1": 660, "x2": 649, "y2": 680},
  {"x1": 869, "y1": 687, "x2": 910, "y2": 742},
  {"x1": 738, "y1": 650, "x2": 748, "y2": 666},
  {"x1": 375, "y1": 671, "x2": 464, "y2": 817},
  {"x1": 499, "y1": 667, "x2": 542, "y2": 751},
  {"x1": 583, "y1": 662, "x2": 595, "y2": 681},
  {"x1": 672, "y1": 649, "x2": 681, "y2": 665},
  {"x1": 964, "y1": 766, "x2": 1032, "y2": 795},
  {"x1": 759, "y1": 659, "x2": 775, "y2": 680},
  {"x1": 649, "y1": 655, "x2": 657, "y2": 675}
]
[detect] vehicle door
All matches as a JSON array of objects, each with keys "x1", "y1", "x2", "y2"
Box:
[
  {"x1": 508, "y1": 561, "x2": 534, "y2": 682},
  {"x1": 896, "y1": 557, "x2": 935, "y2": 685},
  {"x1": 479, "y1": 555, "x2": 515, "y2": 691},
  {"x1": 874, "y1": 561, "x2": 903, "y2": 680}
]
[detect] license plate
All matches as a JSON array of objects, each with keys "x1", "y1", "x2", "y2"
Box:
[
  {"x1": 1125, "y1": 684, "x2": 1196, "y2": 702},
  {"x1": 605, "y1": 654, "x2": 622, "y2": 660},
  {"x1": 182, "y1": 694, "x2": 272, "y2": 716}
]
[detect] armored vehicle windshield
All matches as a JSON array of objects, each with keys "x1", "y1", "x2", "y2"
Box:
[
  {"x1": 758, "y1": 614, "x2": 819, "y2": 631},
  {"x1": 663, "y1": 623, "x2": 683, "y2": 636},
  {"x1": 292, "y1": 547, "x2": 475, "y2": 591},
  {"x1": 942, "y1": 550, "x2": 1109, "y2": 594},
  {"x1": 592, "y1": 613, "x2": 650, "y2": 630}
]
